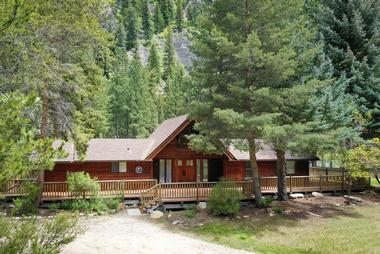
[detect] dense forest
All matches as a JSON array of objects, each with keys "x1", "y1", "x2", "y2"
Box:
[{"x1": 0, "y1": 0, "x2": 379, "y2": 198}]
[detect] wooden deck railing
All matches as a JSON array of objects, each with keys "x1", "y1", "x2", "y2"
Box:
[
  {"x1": 1, "y1": 176, "x2": 369, "y2": 202},
  {"x1": 0, "y1": 179, "x2": 36, "y2": 196}
]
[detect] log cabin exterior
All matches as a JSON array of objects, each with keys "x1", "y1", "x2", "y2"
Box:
[{"x1": 46, "y1": 115, "x2": 315, "y2": 183}]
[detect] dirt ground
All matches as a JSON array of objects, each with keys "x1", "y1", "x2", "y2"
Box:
[
  {"x1": 162, "y1": 190, "x2": 380, "y2": 228},
  {"x1": 60, "y1": 211, "x2": 253, "y2": 254}
]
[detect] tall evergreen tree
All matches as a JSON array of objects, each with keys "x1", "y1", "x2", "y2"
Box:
[
  {"x1": 176, "y1": 0, "x2": 184, "y2": 32},
  {"x1": 141, "y1": 0, "x2": 153, "y2": 41},
  {"x1": 148, "y1": 41, "x2": 162, "y2": 89},
  {"x1": 313, "y1": 0, "x2": 380, "y2": 137},
  {"x1": 154, "y1": 2, "x2": 164, "y2": 33},
  {"x1": 115, "y1": 13, "x2": 127, "y2": 49},
  {"x1": 162, "y1": 26, "x2": 175, "y2": 80},
  {"x1": 189, "y1": 0, "x2": 321, "y2": 206},
  {"x1": 125, "y1": 5, "x2": 139, "y2": 50}
]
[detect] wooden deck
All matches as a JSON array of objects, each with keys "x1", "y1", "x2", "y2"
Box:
[{"x1": 1, "y1": 176, "x2": 369, "y2": 204}]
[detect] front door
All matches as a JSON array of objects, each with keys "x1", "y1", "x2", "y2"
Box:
[{"x1": 176, "y1": 159, "x2": 196, "y2": 182}]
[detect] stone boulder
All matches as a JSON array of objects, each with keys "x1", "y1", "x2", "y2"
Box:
[
  {"x1": 149, "y1": 211, "x2": 164, "y2": 219},
  {"x1": 344, "y1": 195, "x2": 363, "y2": 204},
  {"x1": 196, "y1": 202, "x2": 207, "y2": 210},
  {"x1": 312, "y1": 192, "x2": 323, "y2": 197},
  {"x1": 289, "y1": 193, "x2": 304, "y2": 199}
]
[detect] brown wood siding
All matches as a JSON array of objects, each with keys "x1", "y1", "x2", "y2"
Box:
[
  {"x1": 46, "y1": 161, "x2": 153, "y2": 182},
  {"x1": 155, "y1": 139, "x2": 223, "y2": 159},
  {"x1": 224, "y1": 160, "x2": 245, "y2": 181}
]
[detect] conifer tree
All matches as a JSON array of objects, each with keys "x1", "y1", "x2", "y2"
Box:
[
  {"x1": 176, "y1": 0, "x2": 184, "y2": 32},
  {"x1": 154, "y1": 2, "x2": 164, "y2": 33},
  {"x1": 148, "y1": 41, "x2": 162, "y2": 88},
  {"x1": 189, "y1": 0, "x2": 321, "y2": 206},
  {"x1": 162, "y1": 26, "x2": 175, "y2": 80},
  {"x1": 125, "y1": 5, "x2": 139, "y2": 50},
  {"x1": 115, "y1": 13, "x2": 127, "y2": 49},
  {"x1": 141, "y1": 0, "x2": 153, "y2": 41},
  {"x1": 313, "y1": 0, "x2": 380, "y2": 137}
]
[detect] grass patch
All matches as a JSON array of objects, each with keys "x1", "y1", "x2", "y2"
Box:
[{"x1": 190, "y1": 205, "x2": 380, "y2": 254}]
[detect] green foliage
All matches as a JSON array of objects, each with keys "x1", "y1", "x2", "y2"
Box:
[
  {"x1": 67, "y1": 172, "x2": 100, "y2": 199},
  {"x1": 59, "y1": 197, "x2": 120, "y2": 214},
  {"x1": 208, "y1": 181, "x2": 243, "y2": 216},
  {"x1": 311, "y1": 0, "x2": 380, "y2": 137},
  {"x1": 141, "y1": 0, "x2": 153, "y2": 41},
  {"x1": 176, "y1": 0, "x2": 184, "y2": 31},
  {"x1": 260, "y1": 197, "x2": 273, "y2": 208},
  {"x1": 0, "y1": 94, "x2": 61, "y2": 184},
  {"x1": 48, "y1": 203, "x2": 60, "y2": 213},
  {"x1": 184, "y1": 205, "x2": 197, "y2": 218},
  {"x1": 125, "y1": 5, "x2": 139, "y2": 50},
  {"x1": 0, "y1": 213, "x2": 80, "y2": 254},
  {"x1": 162, "y1": 26, "x2": 175, "y2": 80},
  {"x1": 154, "y1": 2, "x2": 165, "y2": 33},
  {"x1": 271, "y1": 205, "x2": 283, "y2": 214}
]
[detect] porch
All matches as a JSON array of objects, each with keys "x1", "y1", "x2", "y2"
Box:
[{"x1": 1, "y1": 176, "x2": 369, "y2": 204}]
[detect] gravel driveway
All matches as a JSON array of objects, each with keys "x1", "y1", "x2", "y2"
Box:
[{"x1": 61, "y1": 211, "x2": 253, "y2": 254}]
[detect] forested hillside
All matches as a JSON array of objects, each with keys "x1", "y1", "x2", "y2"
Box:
[{"x1": 0, "y1": 0, "x2": 379, "y2": 170}]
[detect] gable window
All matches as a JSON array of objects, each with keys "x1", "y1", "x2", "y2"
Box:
[
  {"x1": 176, "y1": 125, "x2": 197, "y2": 148},
  {"x1": 112, "y1": 162, "x2": 127, "y2": 173},
  {"x1": 286, "y1": 161, "x2": 295, "y2": 175}
]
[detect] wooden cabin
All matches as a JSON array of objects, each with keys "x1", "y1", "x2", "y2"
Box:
[{"x1": 46, "y1": 116, "x2": 316, "y2": 183}]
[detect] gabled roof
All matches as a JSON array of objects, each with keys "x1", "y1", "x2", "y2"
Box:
[
  {"x1": 54, "y1": 115, "x2": 317, "y2": 162},
  {"x1": 229, "y1": 141, "x2": 318, "y2": 161},
  {"x1": 54, "y1": 139, "x2": 153, "y2": 162}
]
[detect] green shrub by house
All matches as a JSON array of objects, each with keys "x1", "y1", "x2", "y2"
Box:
[
  {"x1": 207, "y1": 181, "x2": 243, "y2": 216},
  {"x1": 67, "y1": 171, "x2": 100, "y2": 199}
]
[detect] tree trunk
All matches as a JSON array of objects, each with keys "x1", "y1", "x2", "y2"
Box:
[
  {"x1": 248, "y1": 137, "x2": 262, "y2": 207},
  {"x1": 276, "y1": 149, "x2": 288, "y2": 201},
  {"x1": 35, "y1": 87, "x2": 49, "y2": 206}
]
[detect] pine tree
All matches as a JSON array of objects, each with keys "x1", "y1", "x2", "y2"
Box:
[
  {"x1": 154, "y1": 2, "x2": 164, "y2": 33},
  {"x1": 159, "y1": 0, "x2": 170, "y2": 26},
  {"x1": 163, "y1": 64, "x2": 186, "y2": 119},
  {"x1": 176, "y1": 0, "x2": 184, "y2": 32},
  {"x1": 162, "y1": 26, "x2": 175, "y2": 80},
  {"x1": 115, "y1": 13, "x2": 127, "y2": 49},
  {"x1": 141, "y1": 0, "x2": 153, "y2": 41},
  {"x1": 125, "y1": 5, "x2": 139, "y2": 50},
  {"x1": 313, "y1": 0, "x2": 380, "y2": 138},
  {"x1": 189, "y1": 0, "x2": 321, "y2": 205},
  {"x1": 148, "y1": 41, "x2": 162, "y2": 88}
]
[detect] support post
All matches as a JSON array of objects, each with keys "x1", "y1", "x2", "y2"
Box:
[
  {"x1": 196, "y1": 181, "x2": 199, "y2": 204},
  {"x1": 319, "y1": 175, "x2": 322, "y2": 193},
  {"x1": 122, "y1": 179, "x2": 125, "y2": 198},
  {"x1": 289, "y1": 176, "x2": 293, "y2": 194},
  {"x1": 158, "y1": 183, "x2": 162, "y2": 203}
]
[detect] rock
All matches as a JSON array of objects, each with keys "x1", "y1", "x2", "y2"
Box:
[
  {"x1": 290, "y1": 193, "x2": 304, "y2": 199},
  {"x1": 269, "y1": 211, "x2": 275, "y2": 217},
  {"x1": 168, "y1": 213, "x2": 172, "y2": 218},
  {"x1": 47, "y1": 215, "x2": 54, "y2": 219},
  {"x1": 344, "y1": 195, "x2": 363, "y2": 203},
  {"x1": 110, "y1": 209, "x2": 116, "y2": 214},
  {"x1": 197, "y1": 202, "x2": 207, "y2": 210},
  {"x1": 8, "y1": 204, "x2": 15, "y2": 209},
  {"x1": 236, "y1": 216, "x2": 242, "y2": 219},
  {"x1": 0, "y1": 237, "x2": 7, "y2": 245},
  {"x1": 242, "y1": 215, "x2": 249, "y2": 218},
  {"x1": 88, "y1": 213, "x2": 94, "y2": 217},
  {"x1": 36, "y1": 216, "x2": 42, "y2": 219},
  {"x1": 312, "y1": 192, "x2": 324, "y2": 197},
  {"x1": 149, "y1": 211, "x2": 164, "y2": 219},
  {"x1": 335, "y1": 203, "x2": 341, "y2": 207},
  {"x1": 79, "y1": 213, "x2": 85, "y2": 216},
  {"x1": 198, "y1": 223, "x2": 204, "y2": 226},
  {"x1": 172, "y1": 220, "x2": 181, "y2": 225},
  {"x1": 284, "y1": 210, "x2": 291, "y2": 215}
]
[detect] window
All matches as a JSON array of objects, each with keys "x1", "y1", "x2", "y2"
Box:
[
  {"x1": 186, "y1": 160, "x2": 194, "y2": 166},
  {"x1": 196, "y1": 159, "x2": 201, "y2": 182},
  {"x1": 177, "y1": 160, "x2": 182, "y2": 166},
  {"x1": 245, "y1": 161, "x2": 252, "y2": 177},
  {"x1": 286, "y1": 161, "x2": 295, "y2": 175},
  {"x1": 112, "y1": 162, "x2": 127, "y2": 173},
  {"x1": 203, "y1": 159, "x2": 208, "y2": 182},
  {"x1": 175, "y1": 125, "x2": 197, "y2": 148}
]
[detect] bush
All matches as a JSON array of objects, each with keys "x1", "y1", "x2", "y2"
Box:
[
  {"x1": 184, "y1": 206, "x2": 197, "y2": 218},
  {"x1": 271, "y1": 205, "x2": 283, "y2": 214},
  {"x1": 260, "y1": 197, "x2": 273, "y2": 208},
  {"x1": 102, "y1": 198, "x2": 120, "y2": 210},
  {"x1": 59, "y1": 197, "x2": 120, "y2": 214},
  {"x1": 67, "y1": 172, "x2": 99, "y2": 199},
  {"x1": 48, "y1": 203, "x2": 60, "y2": 213},
  {"x1": 207, "y1": 181, "x2": 243, "y2": 216},
  {"x1": 0, "y1": 213, "x2": 80, "y2": 254},
  {"x1": 12, "y1": 183, "x2": 39, "y2": 215}
]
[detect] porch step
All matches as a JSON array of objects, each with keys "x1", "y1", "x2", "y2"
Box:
[{"x1": 126, "y1": 208, "x2": 142, "y2": 216}]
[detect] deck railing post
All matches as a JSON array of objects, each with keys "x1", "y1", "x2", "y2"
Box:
[
  {"x1": 122, "y1": 179, "x2": 125, "y2": 198},
  {"x1": 319, "y1": 175, "x2": 323, "y2": 193},
  {"x1": 196, "y1": 181, "x2": 199, "y2": 204},
  {"x1": 158, "y1": 183, "x2": 162, "y2": 202},
  {"x1": 289, "y1": 176, "x2": 293, "y2": 194}
]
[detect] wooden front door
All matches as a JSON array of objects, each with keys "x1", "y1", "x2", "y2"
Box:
[{"x1": 175, "y1": 159, "x2": 196, "y2": 182}]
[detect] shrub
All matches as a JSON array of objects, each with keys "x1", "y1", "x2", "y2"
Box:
[
  {"x1": 207, "y1": 181, "x2": 243, "y2": 216},
  {"x1": 185, "y1": 206, "x2": 197, "y2": 218},
  {"x1": 12, "y1": 183, "x2": 39, "y2": 215},
  {"x1": 102, "y1": 198, "x2": 120, "y2": 210},
  {"x1": 260, "y1": 197, "x2": 273, "y2": 208},
  {"x1": 0, "y1": 213, "x2": 80, "y2": 254},
  {"x1": 271, "y1": 205, "x2": 283, "y2": 214},
  {"x1": 48, "y1": 203, "x2": 60, "y2": 212},
  {"x1": 67, "y1": 172, "x2": 99, "y2": 199},
  {"x1": 58, "y1": 197, "x2": 120, "y2": 214}
]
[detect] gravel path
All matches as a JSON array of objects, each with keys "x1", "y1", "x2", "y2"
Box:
[{"x1": 61, "y1": 212, "x2": 253, "y2": 254}]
